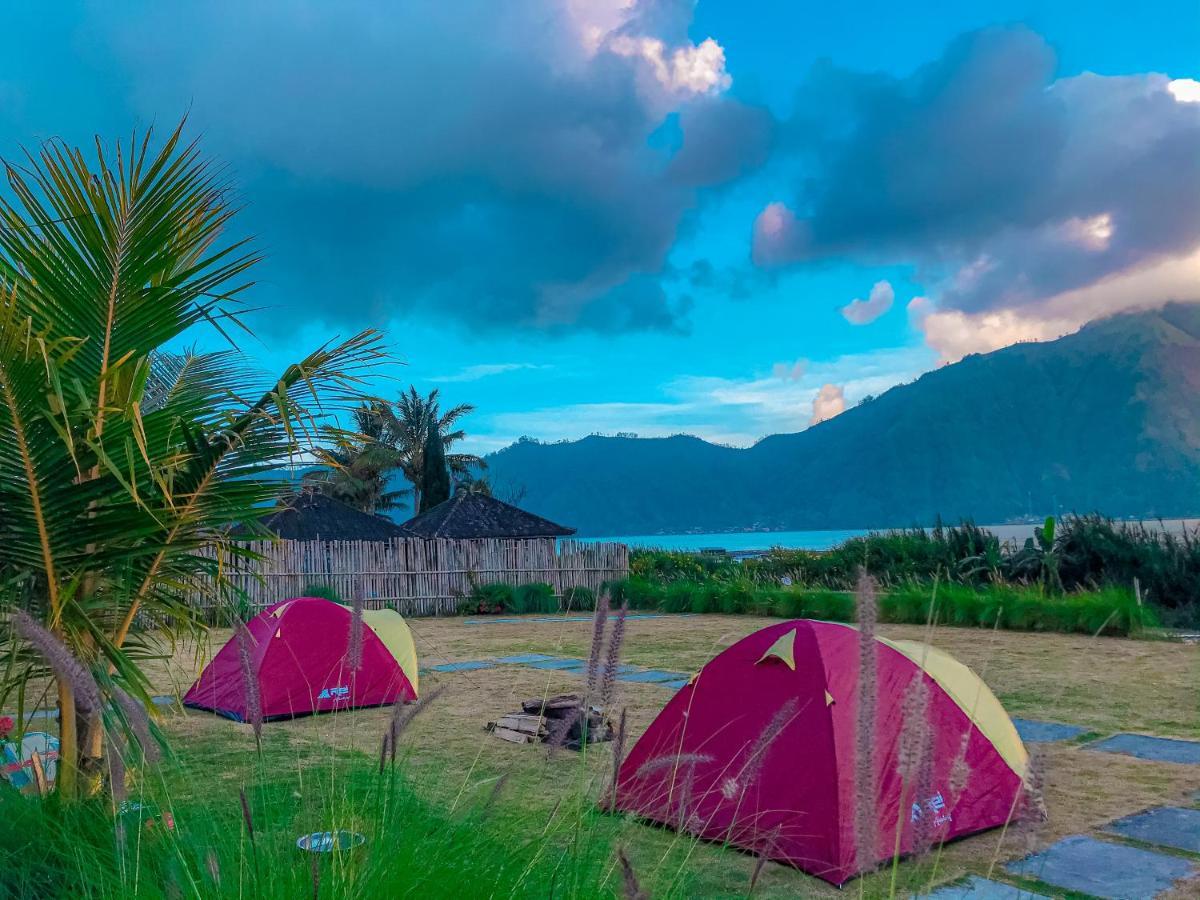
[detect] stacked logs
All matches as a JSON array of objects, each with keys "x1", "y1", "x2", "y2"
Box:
[{"x1": 486, "y1": 694, "x2": 613, "y2": 750}]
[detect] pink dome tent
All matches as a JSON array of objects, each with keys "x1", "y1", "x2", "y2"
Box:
[
  {"x1": 612, "y1": 619, "x2": 1028, "y2": 885},
  {"x1": 184, "y1": 597, "x2": 419, "y2": 721}
]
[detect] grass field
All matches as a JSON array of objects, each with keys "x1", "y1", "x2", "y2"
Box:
[{"x1": 53, "y1": 613, "x2": 1189, "y2": 898}]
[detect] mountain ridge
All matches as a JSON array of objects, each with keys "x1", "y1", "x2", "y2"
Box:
[{"x1": 483, "y1": 304, "x2": 1200, "y2": 536}]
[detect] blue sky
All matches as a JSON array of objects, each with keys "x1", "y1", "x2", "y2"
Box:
[{"x1": 2, "y1": 1, "x2": 1198, "y2": 453}]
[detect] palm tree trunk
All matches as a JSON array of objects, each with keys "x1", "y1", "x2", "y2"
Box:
[{"x1": 56, "y1": 681, "x2": 78, "y2": 798}]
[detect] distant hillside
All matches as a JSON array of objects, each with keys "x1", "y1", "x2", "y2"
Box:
[{"x1": 484, "y1": 304, "x2": 1200, "y2": 536}]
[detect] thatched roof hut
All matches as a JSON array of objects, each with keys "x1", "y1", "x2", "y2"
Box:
[
  {"x1": 399, "y1": 491, "x2": 575, "y2": 540},
  {"x1": 237, "y1": 491, "x2": 414, "y2": 542}
]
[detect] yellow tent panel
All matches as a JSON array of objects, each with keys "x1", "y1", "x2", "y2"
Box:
[{"x1": 362, "y1": 608, "x2": 420, "y2": 696}]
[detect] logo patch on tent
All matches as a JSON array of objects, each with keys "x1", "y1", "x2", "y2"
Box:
[
  {"x1": 910, "y1": 791, "x2": 951, "y2": 826},
  {"x1": 317, "y1": 686, "x2": 350, "y2": 701}
]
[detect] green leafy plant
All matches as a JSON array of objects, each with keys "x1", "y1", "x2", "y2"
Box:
[
  {"x1": 511, "y1": 582, "x2": 556, "y2": 614},
  {"x1": 0, "y1": 121, "x2": 385, "y2": 796},
  {"x1": 302, "y1": 584, "x2": 343, "y2": 604}
]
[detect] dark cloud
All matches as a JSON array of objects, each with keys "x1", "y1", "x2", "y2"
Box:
[
  {"x1": 667, "y1": 97, "x2": 774, "y2": 186},
  {"x1": 753, "y1": 26, "x2": 1200, "y2": 313},
  {"x1": 0, "y1": 0, "x2": 768, "y2": 335}
]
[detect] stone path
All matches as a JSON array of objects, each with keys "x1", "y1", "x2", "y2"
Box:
[
  {"x1": 923, "y1": 875, "x2": 1047, "y2": 898},
  {"x1": 1005, "y1": 834, "x2": 1196, "y2": 899},
  {"x1": 1086, "y1": 733, "x2": 1200, "y2": 765},
  {"x1": 14, "y1": 694, "x2": 176, "y2": 724},
  {"x1": 929, "y1": 799, "x2": 1200, "y2": 897},
  {"x1": 1103, "y1": 806, "x2": 1200, "y2": 854}
]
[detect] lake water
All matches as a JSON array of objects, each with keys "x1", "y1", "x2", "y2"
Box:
[{"x1": 577, "y1": 519, "x2": 1200, "y2": 553}]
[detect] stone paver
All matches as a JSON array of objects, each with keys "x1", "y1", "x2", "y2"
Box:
[
  {"x1": 1087, "y1": 733, "x2": 1200, "y2": 765},
  {"x1": 525, "y1": 658, "x2": 587, "y2": 671},
  {"x1": 1012, "y1": 718, "x2": 1085, "y2": 743},
  {"x1": 494, "y1": 654, "x2": 555, "y2": 664},
  {"x1": 11, "y1": 694, "x2": 176, "y2": 722},
  {"x1": 429, "y1": 660, "x2": 495, "y2": 673},
  {"x1": 921, "y1": 875, "x2": 1047, "y2": 899},
  {"x1": 1006, "y1": 835, "x2": 1196, "y2": 899},
  {"x1": 1103, "y1": 806, "x2": 1200, "y2": 854},
  {"x1": 616, "y1": 670, "x2": 688, "y2": 684}
]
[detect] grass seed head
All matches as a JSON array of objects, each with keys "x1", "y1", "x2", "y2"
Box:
[
  {"x1": 584, "y1": 592, "x2": 611, "y2": 697},
  {"x1": 11, "y1": 609, "x2": 102, "y2": 718},
  {"x1": 599, "y1": 603, "x2": 629, "y2": 711},
  {"x1": 853, "y1": 568, "x2": 880, "y2": 872},
  {"x1": 234, "y1": 621, "x2": 262, "y2": 746},
  {"x1": 618, "y1": 847, "x2": 648, "y2": 900},
  {"x1": 346, "y1": 593, "x2": 364, "y2": 672},
  {"x1": 112, "y1": 685, "x2": 160, "y2": 765}
]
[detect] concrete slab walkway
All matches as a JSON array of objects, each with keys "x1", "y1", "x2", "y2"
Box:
[
  {"x1": 921, "y1": 875, "x2": 1047, "y2": 898},
  {"x1": 1087, "y1": 733, "x2": 1200, "y2": 765},
  {"x1": 1006, "y1": 835, "x2": 1196, "y2": 899}
]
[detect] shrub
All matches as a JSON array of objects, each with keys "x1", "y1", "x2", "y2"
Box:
[
  {"x1": 467, "y1": 582, "x2": 515, "y2": 613},
  {"x1": 880, "y1": 581, "x2": 1153, "y2": 636},
  {"x1": 661, "y1": 581, "x2": 697, "y2": 614},
  {"x1": 633, "y1": 515, "x2": 1199, "y2": 626},
  {"x1": 303, "y1": 583, "x2": 342, "y2": 603},
  {"x1": 605, "y1": 577, "x2": 664, "y2": 610},
  {"x1": 630, "y1": 548, "x2": 737, "y2": 582},
  {"x1": 601, "y1": 575, "x2": 1151, "y2": 636},
  {"x1": 560, "y1": 585, "x2": 596, "y2": 612},
  {"x1": 510, "y1": 582, "x2": 556, "y2": 614}
]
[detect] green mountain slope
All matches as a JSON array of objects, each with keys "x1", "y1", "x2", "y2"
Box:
[{"x1": 484, "y1": 305, "x2": 1200, "y2": 536}]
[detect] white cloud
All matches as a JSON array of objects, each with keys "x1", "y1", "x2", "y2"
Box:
[
  {"x1": 607, "y1": 35, "x2": 731, "y2": 97},
  {"x1": 810, "y1": 384, "x2": 846, "y2": 425},
  {"x1": 771, "y1": 359, "x2": 807, "y2": 381},
  {"x1": 1168, "y1": 78, "x2": 1200, "y2": 103},
  {"x1": 1059, "y1": 213, "x2": 1114, "y2": 251},
  {"x1": 909, "y1": 247, "x2": 1200, "y2": 362},
  {"x1": 841, "y1": 280, "x2": 895, "y2": 325},
  {"x1": 479, "y1": 346, "x2": 930, "y2": 449},
  {"x1": 433, "y1": 363, "x2": 549, "y2": 383}
]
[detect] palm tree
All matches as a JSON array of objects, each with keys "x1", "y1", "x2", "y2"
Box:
[
  {"x1": 385, "y1": 386, "x2": 484, "y2": 514},
  {"x1": 304, "y1": 403, "x2": 409, "y2": 514},
  {"x1": 0, "y1": 122, "x2": 385, "y2": 796}
]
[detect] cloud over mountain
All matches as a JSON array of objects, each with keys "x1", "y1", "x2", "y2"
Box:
[{"x1": 753, "y1": 26, "x2": 1200, "y2": 355}]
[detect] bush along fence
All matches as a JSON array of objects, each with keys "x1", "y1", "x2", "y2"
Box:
[
  {"x1": 628, "y1": 515, "x2": 1200, "y2": 628},
  {"x1": 185, "y1": 538, "x2": 628, "y2": 618},
  {"x1": 600, "y1": 577, "x2": 1153, "y2": 637}
]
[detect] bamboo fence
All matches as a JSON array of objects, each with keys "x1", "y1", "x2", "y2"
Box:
[{"x1": 186, "y1": 538, "x2": 629, "y2": 617}]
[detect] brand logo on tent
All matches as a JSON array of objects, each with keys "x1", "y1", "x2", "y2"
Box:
[
  {"x1": 317, "y1": 686, "x2": 350, "y2": 701},
  {"x1": 910, "y1": 791, "x2": 951, "y2": 826}
]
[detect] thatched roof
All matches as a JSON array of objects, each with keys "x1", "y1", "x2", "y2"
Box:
[
  {"x1": 236, "y1": 492, "x2": 413, "y2": 542},
  {"x1": 399, "y1": 491, "x2": 575, "y2": 539}
]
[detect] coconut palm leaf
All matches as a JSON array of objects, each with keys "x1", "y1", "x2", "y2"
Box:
[{"x1": 0, "y1": 120, "x2": 387, "y2": 796}]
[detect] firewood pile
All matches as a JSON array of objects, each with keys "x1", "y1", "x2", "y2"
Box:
[{"x1": 486, "y1": 694, "x2": 614, "y2": 751}]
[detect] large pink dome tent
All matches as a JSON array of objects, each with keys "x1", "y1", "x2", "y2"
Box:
[{"x1": 612, "y1": 619, "x2": 1028, "y2": 885}]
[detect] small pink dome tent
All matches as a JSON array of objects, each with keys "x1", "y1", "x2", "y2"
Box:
[
  {"x1": 612, "y1": 619, "x2": 1028, "y2": 886},
  {"x1": 184, "y1": 597, "x2": 418, "y2": 721}
]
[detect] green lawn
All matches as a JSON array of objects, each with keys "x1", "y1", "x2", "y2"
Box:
[{"x1": 7, "y1": 614, "x2": 1200, "y2": 897}]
